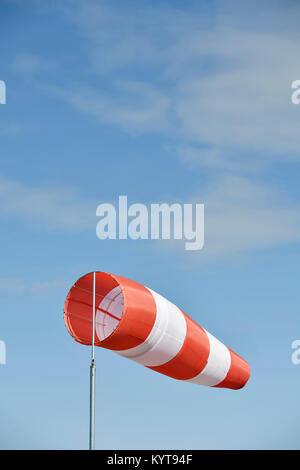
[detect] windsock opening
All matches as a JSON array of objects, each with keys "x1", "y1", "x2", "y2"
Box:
[{"x1": 64, "y1": 272, "x2": 124, "y2": 345}]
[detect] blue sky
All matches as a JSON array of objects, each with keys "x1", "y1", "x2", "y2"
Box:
[{"x1": 0, "y1": 0, "x2": 300, "y2": 449}]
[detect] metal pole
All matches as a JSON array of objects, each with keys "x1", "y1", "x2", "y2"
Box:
[
  {"x1": 89, "y1": 359, "x2": 95, "y2": 450},
  {"x1": 89, "y1": 271, "x2": 96, "y2": 450}
]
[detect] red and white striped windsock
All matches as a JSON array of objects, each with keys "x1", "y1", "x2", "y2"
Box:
[{"x1": 64, "y1": 271, "x2": 250, "y2": 390}]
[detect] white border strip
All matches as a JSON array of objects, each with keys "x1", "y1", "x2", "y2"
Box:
[
  {"x1": 116, "y1": 288, "x2": 187, "y2": 367},
  {"x1": 187, "y1": 330, "x2": 231, "y2": 386}
]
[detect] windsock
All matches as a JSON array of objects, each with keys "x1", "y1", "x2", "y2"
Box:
[{"x1": 64, "y1": 271, "x2": 250, "y2": 390}]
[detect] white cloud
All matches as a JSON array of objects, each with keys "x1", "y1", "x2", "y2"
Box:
[
  {"x1": 156, "y1": 174, "x2": 300, "y2": 257},
  {"x1": 14, "y1": 5, "x2": 300, "y2": 162},
  {"x1": 202, "y1": 175, "x2": 300, "y2": 256},
  {"x1": 0, "y1": 175, "x2": 94, "y2": 231},
  {"x1": 0, "y1": 277, "x2": 70, "y2": 297},
  {"x1": 0, "y1": 123, "x2": 24, "y2": 136},
  {"x1": 173, "y1": 29, "x2": 300, "y2": 158},
  {"x1": 52, "y1": 81, "x2": 171, "y2": 134},
  {"x1": 63, "y1": 1, "x2": 191, "y2": 73},
  {"x1": 47, "y1": 0, "x2": 300, "y2": 168},
  {"x1": 12, "y1": 54, "x2": 54, "y2": 77},
  {"x1": 0, "y1": 173, "x2": 299, "y2": 258},
  {"x1": 175, "y1": 145, "x2": 262, "y2": 173},
  {"x1": 8, "y1": 1, "x2": 300, "y2": 258}
]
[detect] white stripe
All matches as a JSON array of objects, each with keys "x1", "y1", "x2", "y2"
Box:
[
  {"x1": 187, "y1": 331, "x2": 231, "y2": 386},
  {"x1": 115, "y1": 288, "x2": 187, "y2": 367}
]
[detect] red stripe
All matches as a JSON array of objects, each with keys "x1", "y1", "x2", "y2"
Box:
[
  {"x1": 100, "y1": 275, "x2": 157, "y2": 351},
  {"x1": 214, "y1": 348, "x2": 250, "y2": 390},
  {"x1": 149, "y1": 312, "x2": 210, "y2": 380}
]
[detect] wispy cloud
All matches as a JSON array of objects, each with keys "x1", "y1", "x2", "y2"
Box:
[
  {"x1": 159, "y1": 174, "x2": 300, "y2": 257},
  {"x1": 173, "y1": 29, "x2": 300, "y2": 160},
  {"x1": 0, "y1": 277, "x2": 70, "y2": 298},
  {"x1": 45, "y1": 0, "x2": 300, "y2": 169},
  {"x1": 51, "y1": 81, "x2": 171, "y2": 134},
  {"x1": 202, "y1": 175, "x2": 300, "y2": 256},
  {"x1": 1, "y1": 173, "x2": 298, "y2": 257},
  {"x1": 12, "y1": 53, "x2": 54, "y2": 77},
  {"x1": 175, "y1": 145, "x2": 262, "y2": 173},
  {"x1": 8, "y1": 1, "x2": 300, "y2": 258},
  {"x1": 0, "y1": 175, "x2": 94, "y2": 231},
  {"x1": 0, "y1": 123, "x2": 24, "y2": 136}
]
